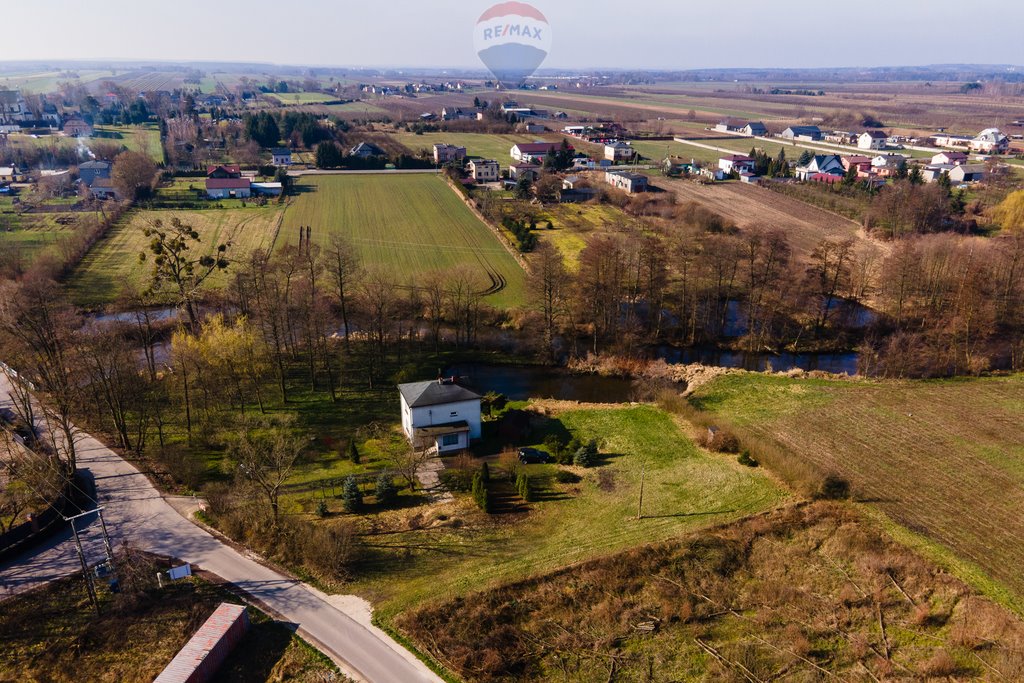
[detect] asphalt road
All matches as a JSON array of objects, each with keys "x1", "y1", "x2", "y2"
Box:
[{"x1": 0, "y1": 370, "x2": 442, "y2": 683}]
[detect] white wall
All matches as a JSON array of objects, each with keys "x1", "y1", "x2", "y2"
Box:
[{"x1": 401, "y1": 397, "x2": 482, "y2": 439}]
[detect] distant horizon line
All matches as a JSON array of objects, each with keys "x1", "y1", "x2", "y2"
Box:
[{"x1": 0, "y1": 58, "x2": 1022, "y2": 76}]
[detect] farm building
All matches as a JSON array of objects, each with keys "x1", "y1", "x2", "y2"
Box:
[
  {"x1": 604, "y1": 141, "x2": 634, "y2": 162},
  {"x1": 718, "y1": 154, "x2": 755, "y2": 174},
  {"x1": 970, "y1": 128, "x2": 1009, "y2": 154},
  {"x1": 825, "y1": 130, "x2": 857, "y2": 144},
  {"x1": 781, "y1": 125, "x2": 823, "y2": 141},
  {"x1": 523, "y1": 123, "x2": 548, "y2": 134},
  {"x1": 468, "y1": 159, "x2": 500, "y2": 183},
  {"x1": 931, "y1": 133, "x2": 972, "y2": 149},
  {"x1": 510, "y1": 141, "x2": 574, "y2": 163},
  {"x1": 605, "y1": 170, "x2": 648, "y2": 194},
  {"x1": 922, "y1": 165, "x2": 954, "y2": 183},
  {"x1": 0, "y1": 166, "x2": 26, "y2": 182},
  {"x1": 251, "y1": 182, "x2": 283, "y2": 196},
  {"x1": 715, "y1": 118, "x2": 767, "y2": 137},
  {"x1": 206, "y1": 177, "x2": 251, "y2": 199},
  {"x1": 948, "y1": 164, "x2": 986, "y2": 183},
  {"x1": 63, "y1": 117, "x2": 92, "y2": 137},
  {"x1": 271, "y1": 148, "x2": 292, "y2": 166},
  {"x1": 433, "y1": 143, "x2": 467, "y2": 164},
  {"x1": 858, "y1": 130, "x2": 888, "y2": 150},
  {"x1": 349, "y1": 142, "x2": 386, "y2": 158},
  {"x1": 742, "y1": 122, "x2": 768, "y2": 136},
  {"x1": 399, "y1": 378, "x2": 482, "y2": 454},
  {"x1": 932, "y1": 151, "x2": 968, "y2": 166},
  {"x1": 795, "y1": 154, "x2": 844, "y2": 181}
]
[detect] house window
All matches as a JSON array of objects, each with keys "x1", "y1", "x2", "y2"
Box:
[{"x1": 441, "y1": 433, "x2": 460, "y2": 447}]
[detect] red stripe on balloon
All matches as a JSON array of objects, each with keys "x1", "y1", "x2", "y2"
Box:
[{"x1": 477, "y1": 1, "x2": 547, "y2": 23}]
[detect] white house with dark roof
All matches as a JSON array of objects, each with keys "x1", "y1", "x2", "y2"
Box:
[
  {"x1": 399, "y1": 378, "x2": 482, "y2": 453},
  {"x1": 970, "y1": 128, "x2": 1009, "y2": 154},
  {"x1": 271, "y1": 147, "x2": 292, "y2": 166},
  {"x1": 858, "y1": 130, "x2": 888, "y2": 150},
  {"x1": 795, "y1": 154, "x2": 844, "y2": 181}
]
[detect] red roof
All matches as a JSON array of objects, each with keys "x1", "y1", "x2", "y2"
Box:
[
  {"x1": 721, "y1": 154, "x2": 753, "y2": 162},
  {"x1": 206, "y1": 178, "x2": 251, "y2": 189},
  {"x1": 207, "y1": 164, "x2": 241, "y2": 176}
]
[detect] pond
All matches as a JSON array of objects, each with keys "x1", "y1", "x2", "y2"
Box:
[
  {"x1": 444, "y1": 363, "x2": 638, "y2": 403},
  {"x1": 651, "y1": 345, "x2": 860, "y2": 375}
]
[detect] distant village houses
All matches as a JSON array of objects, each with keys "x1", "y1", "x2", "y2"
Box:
[
  {"x1": 781, "y1": 125, "x2": 823, "y2": 142},
  {"x1": 858, "y1": 130, "x2": 888, "y2": 150},
  {"x1": 433, "y1": 143, "x2": 467, "y2": 165}
]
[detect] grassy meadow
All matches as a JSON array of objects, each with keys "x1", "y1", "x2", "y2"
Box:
[
  {"x1": 390, "y1": 131, "x2": 568, "y2": 162},
  {"x1": 281, "y1": 174, "x2": 527, "y2": 308},
  {"x1": 533, "y1": 203, "x2": 632, "y2": 270},
  {"x1": 688, "y1": 372, "x2": 1024, "y2": 611},
  {"x1": 67, "y1": 206, "x2": 285, "y2": 306},
  {"x1": 349, "y1": 404, "x2": 786, "y2": 621}
]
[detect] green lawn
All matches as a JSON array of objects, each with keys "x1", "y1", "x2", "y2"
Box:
[
  {"x1": 0, "y1": 203, "x2": 100, "y2": 270},
  {"x1": 67, "y1": 206, "x2": 285, "y2": 307},
  {"x1": 349, "y1": 404, "x2": 786, "y2": 620},
  {"x1": 4, "y1": 124, "x2": 163, "y2": 163},
  {"x1": 534, "y1": 203, "x2": 632, "y2": 270},
  {"x1": 281, "y1": 174, "x2": 527, "y2": 308},
  {"x1": 265, "y1": 92, "x2": 337, "y2": 105}
]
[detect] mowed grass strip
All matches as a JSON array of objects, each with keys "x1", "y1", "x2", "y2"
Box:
[
  {"x1": 68, "y1": 207, "x2": 285, "y2": 306},
  {"x1": 281, "y1": 174, "x2": 527, "y2": 307},
  {"x1": 690, "y1": 373, "x2": 1024, "y2": 609},
  {"x1": 390, "y1": 131, "x2": 569, "y2": 163},
  {"x1": 350, "y1": 405, "x2": 786, "y2": 619}
]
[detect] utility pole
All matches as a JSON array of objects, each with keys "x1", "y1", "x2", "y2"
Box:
[
  {"x1": 636, "y1": 461, "x2": 645, "y2": 520},
  {"x1": 64, "y1": 508, "x2": 117, "y2": 614}
]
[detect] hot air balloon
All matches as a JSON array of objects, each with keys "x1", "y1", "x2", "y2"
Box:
[{"x1": 473, "y1": 2, "x2": 551, "y2": 88}]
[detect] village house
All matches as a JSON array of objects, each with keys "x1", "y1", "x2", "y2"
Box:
[
  {"x1": 433, "y1": 143, "x2": 467, "y2": 164},
  {"x1": 78, "y1": 159, "x2": 112, "y2": 188},
  {"x1": 842, "y1": 155, "x2": 872, "y2": 176},
  {"x1": 743, "y1": 122, "x2": 768, "y2": 136},
  {"x1": 441, "y1": 107, "x2": 476, "y2": 122},
  {"x1": 781, "y1": 125, "x2": 823, "y2": 141},
  {"x1": 89, "y1": 177, "x2": 119, "y2": 200},
  {"x1": 604, "y1": 141, "x2": 635, "y2": 162},
  {"x1": 349, "y1": 142, "x2": 386, "y2": 158},
  {"x1": 398, "y1": 378, "x2": 482, "y2": 454},
  {"x1": 931, "y1": 133, "x2": 972, "y2": 149},
  {"x1": 858, "y1": 130, "x2": 888, "y2": 150},
  {"x1": 970, "y1": 128, "x2": 1009, "y2": 154},
  {"x1": 605, "y1": 170, "x2": 648, "y2": 194},
  {"x1": 715, "y1": 119, "x2": 767, "y2": 136},
  {"x1": 63, "y1": 117, "x2": 92, "y2": 137},
  {"x1": 931, "y1": 151, "x2": 968, "y2": 166},
  {"x1": 795, "y1": 154, "x2": 844, "y2": 181},
  {"x1": 271, "y1": 148, "x2": 292, "y2": 166},
  {"x1": 0, "y1": 89, "x2": 31, "y2": 132},
  {"x1": 468, "y1": 159, "x2": 500, "y2": 183},
  {"x1": 871, "y1": 154, "x2": 907, "y2": 178},
  {"x1": 510, "y1": 141, "x2": 574, "y2": 163},
  {"x1": 825, "y1": 130, "x2": 857, "y2": 145},
  {"x1": 207, "y1": 164, "x2": 242, "y2": 179},
  {"x1": 509, "y1": 162, "x2": 540, "y2": 182},
  {"x1": 718, "y1": 154, "x2": 755, "y2": 175}
]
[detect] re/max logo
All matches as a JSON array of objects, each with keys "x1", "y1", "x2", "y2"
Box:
[{"x1": 482, "y1": 24, "x2": 543, "y2": 41}]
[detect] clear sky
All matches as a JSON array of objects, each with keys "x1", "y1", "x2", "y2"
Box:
[{"x1": 3, "y1": 0, "x2": 1022, "y2": 71}]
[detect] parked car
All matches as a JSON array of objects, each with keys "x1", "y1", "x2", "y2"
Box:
[{"x1": 517, "y1": 447, "x2": 553, "y2": 464}]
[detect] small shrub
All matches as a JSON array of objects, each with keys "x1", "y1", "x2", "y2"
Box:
[
  {"x1": 574, "y1": 439, "x2": 598, "y2": 468},
  {"x1": 315, "y1": 499, "x2": 329, "y2": 518},
  {"x1": 554, "y1": 469, "x2": 581, "y2": 484},
  {"x1": 817, "y1": 474, "x2": 851, "y2": 500},
  {"x1": 516, "y1": 473, "x2": 534, "y2": 502},
  {"x1": 348, "y1": 440, "x2": 361, "y2": 464},
  {"x1": 738, "y1": 450, "x2": 758, "y2": 467},
  {"x1": 480, "y1": 461, "x2": 490, "y2": 483},
  {"x1": 706, "y1": 428, "x2": 740, "y2": 453},
  {"x1": 472, "y1": 471, "x2": 491, "y2": 512},
  {"x1": 921, "y1": 650, "x2": 958, "y2": 677},
  {"x1": 542, "y1": 434, "x2": 564, "y2": 458},
  {"x1": 341, "y1": 475, "x2": 363, "y2": 513},
  {"x1": 375, "y1": 473, "x2": 397, "y2": 507}
]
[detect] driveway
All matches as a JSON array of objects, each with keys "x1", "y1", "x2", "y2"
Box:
[{"x1": 0, "y1": 370, "x2": 442, "y2": 683}]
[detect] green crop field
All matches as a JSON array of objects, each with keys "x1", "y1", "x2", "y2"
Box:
[
  {"x1": 351, "y1": 404, "x2": 786, "y2": 620},
  {"x1": 265, "y1": 92, "x2": 337, "y2": 105},
  {"x1": 280, "y1": 174, "x2": 527, "y2": 308},
  {"x1": 390, "y1": 131, "x2": 569, "y2": 163},
  {"x1": 689, "y1": 373, "x2": 1024, "y2": 612},
  {"x1": 68, "y1": 206, "x2": 285, "y2": 307}
]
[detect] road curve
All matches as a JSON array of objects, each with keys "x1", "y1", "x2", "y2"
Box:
[{"x1": 0, "y1": 371, "x2": 442, "y2": 683}]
